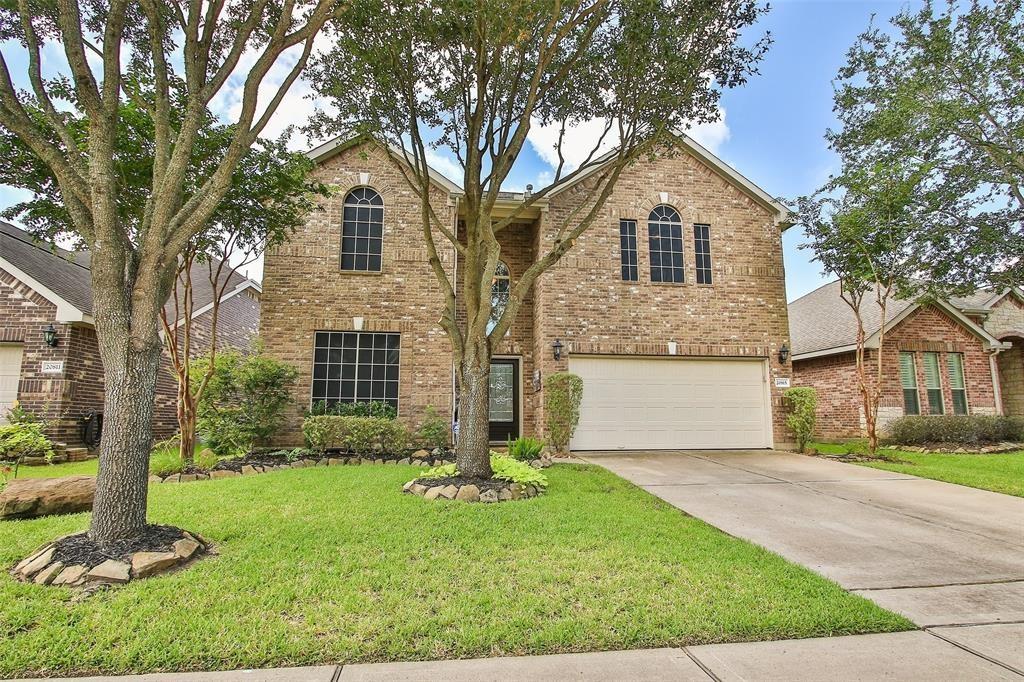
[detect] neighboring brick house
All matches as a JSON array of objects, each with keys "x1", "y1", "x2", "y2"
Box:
[
  {"x1": 789, "y1": 280, "x2": 1016, "y2": 439},
  {"x1": 0, "y1": 222, "x2": 261, "y2": 451},
  {"x1": 261, "y1": 134, "x2": 796, "y2": 450}
]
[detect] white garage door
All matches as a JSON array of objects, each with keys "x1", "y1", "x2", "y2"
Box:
[
  {"x1": 0, "y1": 344, "x2": 24, "y2": 423},
  {"x1": 568, "y1": 356, "x2": 772, "y2": 450}
]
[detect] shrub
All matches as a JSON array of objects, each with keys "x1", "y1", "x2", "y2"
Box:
[
  {"x1": 506, "y1": 435, "x2": 544, "y2": 461},
  {"x1": 420, "y1": 453, "x2": 548, "y2": 488},
  {"x1": 4, "y1": 401, "x2": 40, "y2": 425},
  {"x1": 149, "y1": 440, "x2": 219, "y2": 476},
  {"x1": 303, "y1": 415, "x2": 410, "y2": 454},
  {"x1": 0, "y1": 422, "x2": 54, "y2": 462},
  {"x1": 886, "y1": 414, "x2": 1024, "y2": 446},
  {"x1": 307, "y1": 400, "x2": 397, "y2": 420},
  {"x1": 784, "y1": 387, "x2": 817, "y2": 453},
  {"x1": 415, "y1": 406, "x2": 450, "y2": 449},
  {"x1": 544, "y1": 372, "x2": 583, "y2": 453},
  {"x1": 193, "y1": 349, "x2": 299, "y2": 455}
]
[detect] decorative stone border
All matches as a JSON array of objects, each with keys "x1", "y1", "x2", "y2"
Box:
[
  {"x1": 403, "y1": 479, "x2": 543, "y2": 503},
  {"x1": 12, "y1": 528, "x2": 207, "y2": 588},
  {"x1": 149, "y1": 449, "x2": 454, "y2": 484}
]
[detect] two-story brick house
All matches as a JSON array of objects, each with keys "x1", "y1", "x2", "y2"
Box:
[
  {"x1": 260, "y1": 134, "x2": 795, "y2": 450},
  {"x1": 789, "y1": 281, "x2": 1020, "y2": 439}
]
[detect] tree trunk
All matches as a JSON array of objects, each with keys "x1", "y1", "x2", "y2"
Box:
[
  {"x1": 89, "y1": 335, "x2": 162, "y2": 544},
  {"x1": 179, "y1": 392, "x2": 197, "y2": 467},
  {"x1": 456, "y1": 343, "x2": 494, "y2": 479}
]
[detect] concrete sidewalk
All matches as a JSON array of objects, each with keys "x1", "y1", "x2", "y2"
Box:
[{"x1": 25, "y1": 631, "x2": 1021, "y2": 681}]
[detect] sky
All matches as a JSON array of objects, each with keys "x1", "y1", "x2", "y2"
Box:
[{"x1": 0, "y1": 0, "x2": 922, "y2": 301}]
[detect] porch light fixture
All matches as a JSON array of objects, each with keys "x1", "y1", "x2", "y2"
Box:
[
  {"x1": 43, "y1": 323, "x2": 58, "y2": 347},
  {"x1": 778, "y1": 343, "x2": 790, "y2": 365},
  {"x1": 552, "y1": 339, "x2": 564, "y2": 361}
]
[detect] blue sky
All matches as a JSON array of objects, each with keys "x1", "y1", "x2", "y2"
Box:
[{"x1": 0, "y1": 1, "x2": 919, "y2": 301}]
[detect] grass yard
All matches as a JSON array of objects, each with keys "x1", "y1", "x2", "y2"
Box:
[
  {"x1": 0, "y1": 464, "x2": 910, "y2": 677},
  {"x1": 7, "y1": 458, "x2": 99, "y2": 478},
  {"x1": 812, "y1": 442, "x2": 1024, "y2": 497}
]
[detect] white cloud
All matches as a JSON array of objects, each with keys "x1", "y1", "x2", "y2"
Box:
[
  {"x1": 683, "y1": 108, "x2": 730, "y2": 153},
  {"x1": 424, "y1": 149, "x2": 463, "y2": 185}
]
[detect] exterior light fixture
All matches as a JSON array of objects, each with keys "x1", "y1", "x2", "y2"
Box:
[
  {"x1": 43, "y1": 323, "x2": 58, "y2": 347},
  {"x1": 552, "y1": 339, "x2": 564, "y2": 361},
  {"x1": 778, "y1": 343, "x2": 790, "y2": 365}
]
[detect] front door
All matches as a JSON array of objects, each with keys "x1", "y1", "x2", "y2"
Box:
[{"x1": 488, "y1": 359, "x2": 519, "y2": 442}]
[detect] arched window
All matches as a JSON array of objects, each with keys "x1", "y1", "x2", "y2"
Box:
[
  {"x1": 487, "y1": 260, "x2": 510, "y2": 334},
  {"x1": 341, "y1": 187, "x2": 384, "y2": 272},
  {"x1": 648, "y1": 204, "x2": 684, "y2": 283}
]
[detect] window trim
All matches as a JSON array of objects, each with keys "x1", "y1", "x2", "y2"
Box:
[
  {"x1": 899, "y1": 351, "x2": 921, "y2": 416},
  {"x1": 340, "y1": 186, "x2": 385, "y2": 274},
  {"x1": 947, "y1": 352, "x2": 969, "y2": 415},
  {"x1": 693, "y1": 223, "x2": 713, "y2": 285},
  {"x1": 487, "y1": 260, "x2": 511, "y2": 334},
  {"x1": 922, "y1": 351, "x2": 945, "y2": 415},
  {"x1": 310, "y1": 331, "x2": 401, "y2": 412},
  {"x1": 647, "y1": 204, "x2": 685, "y2": 284},
  {"x1": 619, "y1": 219, "x2": 639, "y2": 282}
]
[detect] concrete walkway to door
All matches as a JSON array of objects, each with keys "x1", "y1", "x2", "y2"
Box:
[{"x1": 582, "y1": 450, "x2": 1024, "y2": 675}]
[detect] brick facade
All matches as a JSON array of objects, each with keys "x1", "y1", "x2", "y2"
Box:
[
  {"x1": 793, "y1": 304, "x2": 1000, "y2": 440},
  {"x1": 261, "y1": 140, "x2": 794, "y2": 447},
  {"x1": 1, "y1": 265, "x2": 259, "y2": 447},
  {"x1": 983, "y1": 295, "x2": 1024, "y2": 416}
]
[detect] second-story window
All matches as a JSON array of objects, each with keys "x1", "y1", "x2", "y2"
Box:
[
  {"x1": 341, "y1": 187, "x2": 384, "y2": 272},
  {"x1": 487, "y1": 260, "x2": 510, "y2": 334},
  {"x1": 619, "y1": 220, "x2": 639, "y2": 281},
  {"x1": 694, "y1": 223, "x2": 712, "y2": 284},
  {"x1": 648, "y1": 204, "x2": 684, "y2": 283}
]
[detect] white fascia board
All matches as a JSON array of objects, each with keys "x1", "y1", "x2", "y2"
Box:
[
  {"x1": 0, "y1": 255, "x2": 92, "y2": 324},
  {"x1": 792, "y1": 343, "x2": 859, "y2": 362}
]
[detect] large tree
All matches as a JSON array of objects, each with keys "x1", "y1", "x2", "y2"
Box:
[
  {"x1": 830, "y1": 0, "x2": 1023, "y2": 290},
  {"x1": 311, "y1": 0, "x2": 770, "y2": 478},
  {"x1": 0, "y1": 0, "x2": 340, "y2": 544}
]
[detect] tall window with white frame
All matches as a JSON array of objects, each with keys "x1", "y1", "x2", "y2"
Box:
[
  {"x1": 487, "y1": 261, "x2": 510, "y2": 334},
  {"x1": 922, "y1": 352, "x2": 944, "y2": 414},
  {"x1": 619, "y1": 219, "x2": 639, "y2": 281},
  {"x1": 340, "y1": 187, "x2": 384, "y2": 272},
  {"x1": 693, "y1": 223, "x2": 712, "y2": 284},
  {"x1": 899, "y1": 351, "x2": 920, "y2": 415},
  {"x1": 647, "y1": 205, "x2": 684, "y2": 283},
  {"x1": 947, "y1": 352, "x2": 968, "y2": 415}
]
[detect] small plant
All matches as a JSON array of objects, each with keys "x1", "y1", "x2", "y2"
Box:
[
  {"x1": 783, "y1": 387, "x2": 817, "y2": 453},
  {"x1": 149, "y1": 448, "x2": 183, "y2": 478},
  {"x1": 544, "y1": 372, "x2": 583, "y2": 454},
  {"x1": 4, "y1": 401, "x2": 40, "y2": 425},
  {"x1": 506, "y1": 435, "x2": 544, "y2": 461},
  {"x1": 415, "y1": 406, "x2": 450, "y2": 449},
  {"x1": 286, "y1": 447, "x2": 311, "y2": 463},
  {"x1": 307, "y1": 400, "x2": 398, "y2": 420},
  {"x1": 0, "y1": 422, "x2": 54, "y2": 462},
  {"x1": 419, "y1": 453, "x2": 548, "y2": 488},
  {"x1": 303, "y1": 415, "x2": 409, "y2": 454}
]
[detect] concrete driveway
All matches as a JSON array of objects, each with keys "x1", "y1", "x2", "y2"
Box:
[{"x1": 582, "y1": 450, "x2": 1024, "y2": 675}]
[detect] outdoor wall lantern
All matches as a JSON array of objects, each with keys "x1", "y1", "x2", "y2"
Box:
[
  {"x1": 778, "y1": 343, "x2": 790, "y2": 365},
  {"x1": 552, "y1": 339, "x2": 564, "y2": 361},
  {"x1": 43, "y1": 323, "x2": 58, "y2": 347}
]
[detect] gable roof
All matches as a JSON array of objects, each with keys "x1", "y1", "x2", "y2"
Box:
[
  {"x1": 949, "y1": 287, "x2": 1024, "y2": 313},
  {"x1": 0, "y1": 221, "x2": 257, "y2": 325},
  {"x1": 789, "y1": 279, "x2": 1008, "y2": 360},
  {"x1": 305, "y1": 135, "x2": 463, "y2": 195}
]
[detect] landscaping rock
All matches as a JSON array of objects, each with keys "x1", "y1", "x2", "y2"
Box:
[
  {"x1": 403, "y1": 480, "x2": 415, "y2": 492},
  {"x1": 51, "y1": 564, "x2": 87, "y2": 586},
  {"x1": 241, "y1": 465, "x2": 258, "y2": 476},
  {"x1": 131, "y1": 551, "x2": 180, "y2": 578},
  {"x1": 455, "y1": 484, "x2": 480, "y2": 502},
  {"x1": 413, "y1": 449, "x2": 430, "y2": 459},
  {"x1": 172, "y1": 537, "x2": 202, "y2": 561},
  {"x1": 317, "y1": 458, "x2": 329, "y2": 466},
  {"x1": 302, "y1": 459, "x2": 317, "y2": 467},
  {"x1": 180, "y1": 474, "x2": 197, "y2": 483},
  {"x1": 398, "y1": 458, "x2": 411, "y2": 465},
  {"x1": 0, "y1": 476, "x2": 95, "y2": 520},
  {"x1": 525, "y1": 485, "x2": 537, "y2": 497},
  {"x1": 33, "y1": 561, "x2": 65, "y2": 585},
  {"x1": 410, "y1": 483, "x2": 427, "y2": 495},
  {"x1": 329, "y1": 458, "x2": 344, "y2": 466},
  {"x1": 15, "y1": 544, "x2": 54, "y2": 575},
  {"x1": 148, "y1": 475, "x2": 163, "y2": 483},
  {"x1": 195, "y1": 473, "x2": 209, "y2": 480},
  {"x1": 498, "y1": 488, "x2": 513, "y2": 501},
  {"x1": 199, "y1": 448, "x2": 217, "y2": 461},
  {"x1": 509, "y1": 483, "x2": 524, "y2": 500},
  {"x1": 19, "y1": 547, "x2": 57, "y2": 578},
  {"x1": 163, "y1": 474, "x2": 181, "y2": 483},
  {"x1": 480, "y1": 489, "x2": 499, "y2": 503},
  {"x1": 438, "y1": 484, "x2": 459, "y2": 500},
  {"x1": 86, "y1": 559, "x2": 131, "y2": 584},
  {"x1": 423, "y1": 486, "x2": 443, "y2": 500},
  {"x1": 210, "y1": 470, "x2": 239, "y2": 479}
]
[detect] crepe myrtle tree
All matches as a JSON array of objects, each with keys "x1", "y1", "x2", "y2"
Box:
[
  {"x1": 0, "y1": 0, "x2": 341, "y2": 544},
  {"x1": 310, "y1": 0, "x2": 770, "y2": 478},
  {"x1": 794, "y1": 162, "x2": 923, "y2": 454}
]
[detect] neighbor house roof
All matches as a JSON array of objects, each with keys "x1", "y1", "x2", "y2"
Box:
[
  {"x1": 789, "y1": 280, "x2": 1009, "y2": 361},
  {"x1": 0, "y1": 221, "x2": 258, "y2": 325},
  {"x1": 949, "y1": 287, "x2": 1024, "y2": 313}
]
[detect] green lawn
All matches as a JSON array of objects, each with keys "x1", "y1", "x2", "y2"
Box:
[
  {"x1": 0, "y1": 464, "x2": 910, "y2": 677},
  {"x1": 812, "y1": 441, "x2": 1024, "y2": 497},
  {"x1": 8, "y1": 458, "x2": 99, "y2": 478}
]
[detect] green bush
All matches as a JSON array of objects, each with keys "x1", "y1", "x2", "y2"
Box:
[
  {"x1": 886, "y1": 414, "x2": 1024, "y2": 446},
  {"x1": 149, "y1": 441, "x2": 219, "y2": 476},
  {"x1": 193, "y1": 349, "x2": 299, "y2": 455},
  {"x1": 544, "y1": 372, "x2": 583, "y2": 453},
  {"x1": 784, "y1": 387, "x2": 817, "y2": 453},
  {"x1": 419, "y1": 453, "x2": 548, "y2": 488},
  {"x1": 506, "y1": 435, "x2": 544, "y2": 461},
  {"x1": 415, "y1": 406, "x2": 450, "y2": 449},
  {"x1": 0, "y1": 422, "x2": 54, "y2": 461},
  {"x1": 303, "y1": 415, "x2": 410, "y2": 454},
  {"x1": 307, "y1": 400, "x2": 397, "y2": 420}
]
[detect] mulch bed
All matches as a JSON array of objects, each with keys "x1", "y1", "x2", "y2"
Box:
[
  {"x1": 49, "y1": 524, "x2": 194, "y2": 567},
  {"x1": 412, "y1": 475, "x2": 510, "y2": 493},
  {"x1": 212, "y1": 453, "x2": 292, "y2": 472}
]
